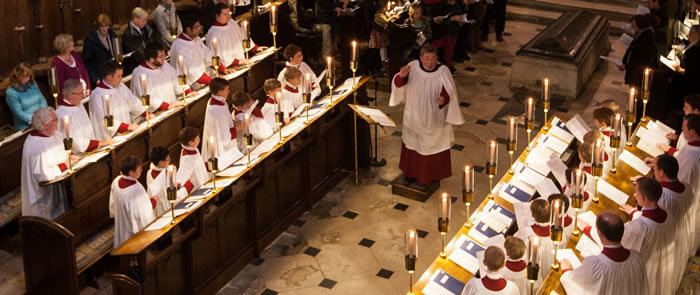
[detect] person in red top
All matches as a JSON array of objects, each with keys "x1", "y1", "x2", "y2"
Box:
[{"x1": 52, "y1": 34, "x2": 91, "y2": 100}]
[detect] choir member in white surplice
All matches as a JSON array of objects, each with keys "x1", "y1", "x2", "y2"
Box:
[
  {"x1": 231, "y1": 92, "x2": 274, "y2": 141},
  {"x1": 56, "y1": 80, "x2": 111, "y2": 154},
  {"x1": 389, "y1": 45, "x2": 464, "y2": 184},
  {"x1": 675, "y1": 114, "x2": 700, "y2": 252},
  {"x1": 177, "y1": 127, "x2": 210, "y2": 189},
  {"x1": 146, "y1": 147, "x2": 191, "y2": 216},
  {"x1": 461, "y1": 246, "x2": 520, "y2": 295},
  {"x1": 110, "y1": 155, "x2": 155, "y2": 247},
  {"x1": 653, "y1": 154, "x2": 695, "y2": 289},
  {"x1": 560, "y1": 212, "x2": 649, "y2": 295},
  {"x1": 130, "y1": 43, "x2": 187, "y2": 112},
  {"x1": 658, "y1": 95, "x2": 699, "y2": 156},
  {"x1": 592, "y1": 107, "x2": 627, "y2": 155},
  {"x1": 513, "y1": 199, "x2": 555, "y2": 282},
  {"x1": 260, "y1": 79, "x2": 288, "y2": 129},
  {"x1": 205, "y1": 3, "x2": 267, "y2": 68},
  {"x1": 277, "y1": 44, "x2": 319, "y2": 91},
  {"x1": 170, "y1": 17, "x2": 228, "y2": 87},
  {"x1": 501, "y1": 236, "x2": 528, "y2": 295},
  {"x1": 620, "y1": 177, "x2": 676, "y2": 295},
  {"x1": 201, "y1": 78, "x2": 241, "y2": 161},
  {"x1": 280, "y1": 67, "x2": 319, "y2": 112},
  {"x1": 20, "y1": 108, "x2": 71, "y2": 219},
  {"x1": 89, "y1": 62, "x2": 149, "y2": 140}
]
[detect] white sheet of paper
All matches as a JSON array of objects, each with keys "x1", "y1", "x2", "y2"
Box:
[
  {"x1": 555, "y1": 249, "x2": 582, "y2": 269},
  {"x1": 540, "y1": 134, "x2": 569, "y2": 155},
  {"x1": 536, "y1": 178, "x2": 561, "y2": 198},
  {"x1": 566, "y1": 115, "x2": 591, "y2": 143},
  {"x1": 636, "y1": 138, "x2": 665, "y2": 156},
  {"x1": 447, "y1": 235, "x2": 481, "y2": 274},
  {"x1": 547, "y1": 157, "x2": 568, "y2": 186},
  {"x1": 216, "y1": 164, "x2": 246, "y2": 177},
  {"x1": 515, "y1": 165, "x2": 546, "y2": 187},
  {"x1": 597, "y1": 178, "x2": 629, "y2": 206},
  {"x1": 576, "y1": 233, "x2": 603, "y2": 257},
  {"x1": 314, "y1": 70, "x2": 327, "y2": 86},
  {"x1": 525, "y1": 146, "x2": 554, "y2": 175},
  {"x1": 217, "y1": 146, "x2": 244, "y2": 171},
  {"x1": 578, "y1": 211, "x2": 597, "y2": 226},
  {"x1": 619, "y1": 150, "x2": 652, "y2": 175},
  {"x1": 660, "y1": 55, "x2": 679, "y2": 71},
  {"x1": 600, "y1": 55, "x2": 623, "y2": 66},
  {"x1": 619, "y1": 33, "x2": 633, "y2": 46},
  {"x1": 145, "y1": 216, "x2": 173, "y2": 231},
  {"x1": 651, "y1": 120, "x2": 674, "y2": 134},
  {"x1": 636, "y1": 4, "x2": 651, "y2": 14}
]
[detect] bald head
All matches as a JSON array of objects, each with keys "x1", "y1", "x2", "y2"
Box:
[{"x1": 595, "y1": 212, "x2": 624, "y2": 243}]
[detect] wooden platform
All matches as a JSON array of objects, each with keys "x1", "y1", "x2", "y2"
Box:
[{"x1": 390, "y1": 174, "x2": 440, "y2": 202}]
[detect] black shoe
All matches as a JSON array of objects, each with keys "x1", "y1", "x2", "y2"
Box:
[{"x1": 496, "y1": 35, "x2": 504, "y2": 42}]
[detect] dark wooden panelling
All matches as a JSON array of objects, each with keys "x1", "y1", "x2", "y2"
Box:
[
  {"x1": 191, "y1": 218, "x2": 220, "y2": 288},
  {"x1": 153, "y1": 246, "x2": 188, "y2": 295}
]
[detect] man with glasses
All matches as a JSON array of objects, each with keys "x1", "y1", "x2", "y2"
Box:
[{"x1": 56, "y1": 79, "x2": 111, "y2": 155}]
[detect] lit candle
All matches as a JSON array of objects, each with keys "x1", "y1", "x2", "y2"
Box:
[
  {"x1": 642, "y1": 68, "x2": 651, "y2": 92},
  {"x1": 242, "y1": 20, "x2": 250, "y2": 40},
  {"x1": 439, "y1": 192, "x2": 450, "y2": 220},
  {"x1": 212, "y1": 37, "x2": 219, "y2": 56},
  {"x1": 508, "y1": 117, "x2": 517, "y2": 142},
  {"x1": 627, "y1": 87, "x2": 636, "y2": 113},
  {"x1": 102, "y1": 94, "x2": 111, "y2": 115},
  {"x1": 62, "y1": 116, "x2": 71, "y2": 138},
  {"x1": 305, "y1": 73, "x2": 311, "y2": 93},
  {"x1": 177, "y1": 55, "x2": 186, "y2": 76},
  {"x1": 593, "y1": 138, "x2": 604, "y2": 165},
  {"x1": 552, "y1": 199, "x2": 562, "y2": 227},
  {"x1": 464, "y1": 166, "x2": 474, "y2": 194},
  {"x1": 244, "y1": 114, "x2": 251, "y2": 135},
  {"x1": 209, "y1": 135, "x2": 217, "y2": 158},
  {"x1": 574, "y1": 169, "x2": 583, "y2": 196},
  {"x1": 526, "y1": 97, "x2": 534, "y2": 122},
  {"x1": 543, "y1": 78, "x2": 550, "y2": 105},
  {"x1": 112, "y1": 37, "x2": 121, "y2": 56},
  {"x1": 405, "y1": 229, "x2": 418, "y2": 257},
  {"x1": 326, "y1": 56, "x2": 334, "y2": 82},
  {"x1": 140, "y1": 74, "x2": 148, "y2": 95},
  {"x1": 488, "y1": 140, "x2": 497, "y2": 165},
  {"x1": 613, "y1": 113, "x2": 621, "y2": 137},
  {"x1": 275, "y1": 92, "x2": 281, "y2": 113},
  {"x1": 351, "y1": 41, "x2": 357, "y2": 63},
  {"x1": 529, "y1": 236, "x2": 540, "y2": 263},
  {"x1": 50, "y1": 67, "x2": 57, "y2": 88},
  {"x1": 270, "y1": 6, "x2": 277, "y2": 26},
  {"x1": 167, "y1": 165, "x2": 176, "y2": 188},
  {"x1": 386, "y1": 0, "x2": 391, "y2": 12}
]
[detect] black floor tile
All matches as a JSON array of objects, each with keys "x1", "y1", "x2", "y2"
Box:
[
  {"x1": 261, "y1": 289, "x2": 278, "y2": 295},
  {"x1": 359, "y1": 238, "x2": 376, "y2": 248},
  {"x1": 343, "y1": 211, "x2": 359, "y2": 220},
  {"x1": 393, "y1": 203, "x2": 410, "y2": 211},
  {"x1": 451, "y1": 144, "x2": 465, "y2": 151},
  {"x1": 319, "y1": 278, "x2": 337, "y2": 289},
  {"x1": 376, "y1": 268, "x2": 394, "y2": 279},
  {"x1": 476, "y1": 119, "x2": 489, "y2": 125},
  {"x1": 417, "y1": 229, "x2": 429, "y2": 238},
  {"x1": 304, "y1": 247, "x2": 321, "y2": 257}
]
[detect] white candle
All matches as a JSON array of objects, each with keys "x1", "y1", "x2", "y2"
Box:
[
  {"x1": 439, "y1": 193, "x2": 450, "y2": 220},
  {"x1": 212, "y1": 37, "x2": 219, "y2": 56},
  {"x1": 642, "y1": 68, "x2": 651, "y2": 93},
  {"x1": 613, "y1": 113, "x2": 621, "y2": 137},
  {"x1": 305, "y1": 73, "x2": 311, "y2": 93},
  {"x1": 50, "y1": 67, "x2": 57, "y2": 88},
  {"x1": 464, "y1": 166, "x2": 474, "y2": 194},
  {"x1": 112, "y1": 37, "x2": 121, "y2": 56},
  {"x1": 62, "y1": 116, "x2": 71, "y2": 138},
  {"x1": 526, "y1": 97, "x2": 534, "y2": 122},
  {"x1": 167, "y1": 165, "x2": 176, "y2": 188},
  {"x1": 508, "y1": 117, "x2": 517, "y2": 142},
  {"x1": 275, "y1": 92, "x2": 282, "y2": 112},
  {"x1": 270, "y1": 5, "x2": 277, "y2": 26},
  {"x1": 102, "y1": 94, "x2": 111, "y2": 115},
  {"x1": 593, "y1": 138, "x2": 604, "y2": 165},
  {"x1": 177, "y1": 55, "x2": 186, "y2": 76},
  {"x1": 489, "y1": 140, "x2": 497, "y2": 165},
  {"x1": 140, "y1": 74, "x2": 148, "y2": 95},
  {"x1": 242, "y1": 21, "x2": 249, "y2": 39},
  {"x1": 326, "y1": 56, "x2": 333, "y2": 82},
  {"x1": 405, "y1": 229, "x2": 418, "y2": 257},
  {"x1": 529, "y1": 236, "x2": 540, "y2": 263},
  {"x1": 245, "y1": 114, "x2": 251, "y2": 135},
  {"x1": 628, "y1": 87, "x2": 636, "y2": 113},
  {"x1": 209, "y1": 135, "x2": 217, "y2": 158},
  {"x1": 351, "y1": 41, "x2": 357, "y2": 63},
  {"x1": 574, "y1": 169, "x2": 583, "y2": 195},
  {"x1": 552, "y1": 199, "x2": 562, "y2": 227},
  {"x1": 543, "y1": 78, "x2": 550, "y2": 104}
]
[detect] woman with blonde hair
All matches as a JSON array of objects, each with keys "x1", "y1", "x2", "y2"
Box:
[
  {"x1": 5, "y1": 63, "x2": 47, "y2": 130},
  {"x1": 51, "y1": 34, "x2": 91, "y2": 100},
  {"x1": 82, "y1": 13, "x2": 117, "y2": 86}
]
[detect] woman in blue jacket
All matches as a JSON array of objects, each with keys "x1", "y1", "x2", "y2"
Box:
[{"x1": 5, "y1": 63, "x2": 47, "y2": 130}]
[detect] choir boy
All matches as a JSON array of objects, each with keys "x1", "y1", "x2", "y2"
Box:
[
  {"x1": 177, "y1": 127, "x2": 210, "y2": 189},
  {"x1": 146, "y1": 146, "x2": 191, "y2": 216},
  {"x1": 260, "y1": 78, "x2": 289, "y2": 129},
  {"x1": 110, "y1": 155, "x2": 155, "y2": 247},
  {"x1": 281, "y1": 67, "x2": 305, "y2": 110},
  {"x1": 201, "y1": 77, "x2": 240, "y2": 160},
  {"x1": 461, "y1": 246, "x2": 520, "y2": 295},
  {"x1": 501, "y1": 236, "x2": 527, "y2": 295},
  {"x1": 231, "y1": 91, "x2": 274, "y2": 141},
  {"x1": 277, "y1": 44, "x2": 319, "y2": 89},
  {"x1": 514, "y1": 199, "x2": 555, "y2": 281}
]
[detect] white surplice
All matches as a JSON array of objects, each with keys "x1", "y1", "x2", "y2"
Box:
[
  {"x1": 658, "y1": 180, "x2": 695, "y2": 289},
  {"x1": 621, "y1": 208, "x2": 676, "y2": 295},
  {"x1": 501, "y1": 260, "x2": 528, "y2": 295},
  {"x1": 277, "y1": 61, "x2": 319, "y2": 88},
  {"x1": 675, "y1": 142, "x2": 700, "y2": 251},
  {"x1": 389, "y1": 60, "x2": 464, "y2": 155},
  {"x1": 20, "y1": 132, "x2": 67, "y2": 219},
  {"x1": 281, "y1": 83, "x2": 304, "y2": 111},
  {"x1": 110, "y1": 175, "x2": 155, "y2": 247},
  {"x1": 177, "y1": 144, "x2": 210, "y2": 189},
  {"x1": 205, "y1": 20, "x2": 256, "y2": 67},
  {"x1": 130, "y1": 62, "x2": 186, "y2": 112},
  {"x1": 559, "y1": 246, "x2": 649, "y2": 295},
  {"x1": 201, "y1": 95, "x2": 239, "y2": 161},
  {"x1": 56, "y1": 102, "x2": 100, "y2": 154},
  {"x1": 514, "y1": 223, "x2": 556, "y2": 282},
  {"x1": 461, "y1": 273, "x2": 520, "y2": 295},
  {"x1": 89, "y1": 81, "x2": 146, "y2": 140},
  {"x1": 260, "y1": 96, "x2": 286, "y2": 130},
  {"x1": 146, "y1": 165, "x2": 189, "y2": 216},
  {"x1": 170, "y1": 33, "x2": 213, "y2": 85},
  {"x1": 233, "y1": 108, "x2": 274, "y2": 141}
]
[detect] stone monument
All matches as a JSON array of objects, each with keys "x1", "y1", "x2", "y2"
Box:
[{"x1": 510, "y1": 10, "x2": 610, "y2": 99}]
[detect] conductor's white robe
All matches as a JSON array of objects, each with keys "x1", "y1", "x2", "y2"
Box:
[
  {"x1": 621, "y1": 208, "x2": 676, "y2": 295},
  {"x1": 170, "y1": 33, "x2": 214, "y2": 86},
  {"x1": 89, "y1": 80, "x2": 146, "y2": 140},
  {"x1": 205, "y1": 20, "x2": 258, "y2": 68},
  {"x1": 389, "y1": 60, "x2": 464, "y2": 184},
  {"x1": 560, "y1": 246, "x2": 649, "y2": 295},
  {"x1": 658, "y1": 180, "x2": 695, "y2": 289},
  {"x1": 201, "y1": 95, "x2": 239, "y2": 161},
  {"x1": 110, "y1": 175, "x2": 155, "y2": 247},
  {"x1": 56, "y1": 101, "x2": 100, "y2": 154},
  {"x1": 20, "y1": 131, "x2": 68, "y2": 219},
  {"x1": 461, "y1": 274, "x2": 520, "y2": 295},
  {"x1": 130, "y1": 62, "x2": 187, "y2": 112}
]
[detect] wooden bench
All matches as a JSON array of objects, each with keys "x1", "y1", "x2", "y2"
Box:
[{"x1": 20, "y1": 216, "x2": 114, "y2": 294}]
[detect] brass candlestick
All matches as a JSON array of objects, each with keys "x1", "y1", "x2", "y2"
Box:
[
  {"x1": 463, "y1": 189, "x2": 474, "y2": 228},
  {"x1": 591, "y1": 165, "x2": 602, "y2": 203},
  {"x1": 167, "y1": 187, "x2": 177, "y2": 224},
  {"x1": 208, "y1": 157, "x2": 218, "y2": 189},
  {"x1": 275, "y1": 111, "x2": 284, "y2": 143},
  {"x1": 245, "y1": 134, "x2": 253, "y2": 167},
  {"x1": 626, "y1": 111, "x2": 636, "y2": 146},
  {"x1": 242, "y1": 38, "x2": 251, "y2": 68},
  {"x1": 270, "y1": 25, "x2": 277, "y2": 49},
  {"x1": 507, "y1": 140, "x2": 516, "y2": 174},
  {"x1": 51, "y1": 87, "x2": 59, "y2": 108},
  {"x1": 351, "y1": 61, "x2": 359, "y2": 185},
  {"x1": 641, "y1": 91, "x2": 649, "y2": 122},
  {"x1": 178, "y1": 76, "x2": 189, "y2": 115},
  {"x1": 526, "y1": 119, "x2": 534, "y2": 151},
  {"x1": 486, "y1": 163, "x2": 497, "y2": 196},
  {"x1": 104, "y1": 115, "x2": 114, "y2": 149},
  {"x1": 211, "y1": 56, "x2": 221, "y2": 73},
  {"x1": 303, "y1": 92, "x2": 311, "y2": 124},
  {"x1": 571, "y1": 194, "x2": 583, "y2": 237},
  {"x1": 63, "y1": 137, "x2": 73, "y2": 172},
  {"x1": 405, "y1": 254, "x2": 416, "y2": 295},
  {"x1": 526, "y1": 262, "x2": 540, "y2": 295},
  {"x1": 140, "y1": 94, "x2": 151, "y2": 130},
  {"x1": 438, "y1": 218, "x2": 449, "y2": 259}
]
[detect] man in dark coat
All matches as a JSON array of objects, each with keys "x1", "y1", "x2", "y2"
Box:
[
  {"x1": 122, "y1": 7, "x2": 166, "y2": 75},
  {"x1": 620, "y1": 15, "x2": 659, "y2": 87}
]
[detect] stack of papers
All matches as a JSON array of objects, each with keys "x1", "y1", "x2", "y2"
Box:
[
  {"x1": 535, "y1": 178, "x2": 561, "y2": 199},
  {"x1": 353, "y1": 105, "x2": 396, "y2": 127},
  {"x1": 539, "y1": 134, "x2": 569, "y2": 155},
  {"x1": 635, "y1": 125, "x2": 670, "y2": 156},
  {"x1": 173, "y1": 200, "x2": 203, "y2": 217},
  {"x1": 145, "y1": 216, "x2": 174, "y2": 231},
  {"x1": 525, "y1": 146, "x2": 555, "y2": 175},
  {"x1": 499, "y1": 180, "x2": 535, "y2": 204},
  {"x1": 597, "y1": 178, "x2": 629, "y2": 206},
  {"x1": 554, "y1": 248, "x2": 582, "y2": 269},
  {"x1": 448, "y1": 235, "x2": 485, "y2": 274},
  {"x1": 547, "y1": 157, "x2": 569, "y2": 186},
  {"x1": 513, "y1": 164, "x2": 547, "y2": 187},
  {"x1": 482, "y1": 200, "x2": 516, "y2": 225},
  {"x1": 468, "y1": 219, "x2": 505, "y2": 244},
  {"x1": 549, "y1": 117, "x2": 575, "y2": 144},
  {"x1": 566, "y1": 115, "x2": 591, "y2": 143},
  {"x1": 423, "y1": 270, "x2": 466, "y2": 295},
  {"x1": 619, "y1": 150, "x2": 651, "y2": 175}
]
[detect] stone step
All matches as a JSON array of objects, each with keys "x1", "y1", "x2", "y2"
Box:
[{"x1": 506, "y1": 3, "x2": 627, "y2": 36}]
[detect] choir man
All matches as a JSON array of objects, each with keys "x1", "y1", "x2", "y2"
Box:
[
  {"x1": 56, "y1": 79, "x2": 111, "y2": 154},
  {"x1": 89, "y1": 62, "x2": 149, "y2": 140},
  {"x1": 110, "y1": 155, "x2": 155, "y2": 247},
  {"x1": 146, "y1": 146, "x2": 190, "y2": 216},
  {"x1": 201, "y1": 77, "x2": 240, "y2": 161},
  {"x1": 461, "y1": 246, "x2": 520, "y2": 295},
  {"x1": 389, "y1": 44, "x2": 464, "y2": 185},
  {"x1": 620, "y1": 177, "x2": 675, "y2": 295},
  {"x1": 130, "y1": 43, "x2": 187, "y2": 112},
  {"x1": 177, "y1": 127, "x2": 210, "y2": 189},
  {"x1": 674, "y1": 114, "x2": 700, "y2": 251},
  {"x1": 205, "y1": 3, "x2": 267, "y2": 69},
  {"x1": 560, "y1": 212, "x2": 649, "y2": 295},
  {"x1": 20, "y1": 108, "x2": 69, "y2": 219},
  {"x1": 659, "y1": 95, "x2": 700, "y2": 156},
  {"x1": 170, "y1": 17, "x2": 227, "y2": 87}
]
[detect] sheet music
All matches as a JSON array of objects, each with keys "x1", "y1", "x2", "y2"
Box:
[
  {"x1": 314, "y1": 70, "x2": 327, "y2": 86},
  {"x1": 636, "y1": 138, "x2": 665, "y2": 156},
  {"x1": 515, "y1": 165, "x2": 546, "y2": 188},
  {"x1": 660, "y1": 55, "x2": 678, "y2": 70},
  {"x1": 216, "y1": 164, "x2": 246, "y2": 178},
  {"x1": 555, "y1": 249, "x2": 582, "y2": 269},
  {"x1": 145, "y1": 216, "x2": 173, "y2": 231},
  {"x1": 423, "y1": 269, "x2": 466, "y2": 295},
  {"x1": 566, "y1": 115, "x2": 591, "y2": 143},
  {"x1": 597, "y1": 178, "x2": 629, "y2": 206},
  {"x1": 647, "y1": 120, "x2": 675, "y2": 134},
  {"x1": 619, "y1": 150, "x2": 651, "y2": 175},
  {"x1": 576, "y1": 233, "x2": 603, "y2": 257},
  {"x1": 536, "y1": 178, "x2": 561, "y2": 199},
  {"x1": 525, "y1": 146, "x2": 554, "y2": 175},
  {"x1": 636, "y1": 4, "x2": 651, "y2": 14},
  {"x1": 619, "y1": 33, "x2": 633, "y2": 46},
  {"x1": 354, "y1": 105, "x2": 396, "y2": 127},
  {"x1": 447, "y1": 235, "x2": 483, "y2": 274},
  {"x1": 540, "y1": 134, "x2": 569, "y2": 155},
  {"x1": 547, "y1": 157, "x2": 568, "y2": 186},
  {"x1": 217, "y1": 146, "x2": 244, "y2": 170},
  {"x1": 600, "y1": 55, "x2": 623, "y2": 66}
]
